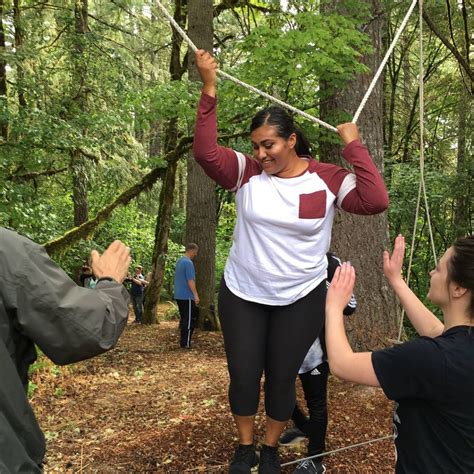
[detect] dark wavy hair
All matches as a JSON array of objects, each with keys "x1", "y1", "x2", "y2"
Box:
[
  {"x1": 250, "y1": 106, "x2": 312, "y2": 156},
  {"x1": 448, "y1": 235, "x2": 474, "y2": 317}
]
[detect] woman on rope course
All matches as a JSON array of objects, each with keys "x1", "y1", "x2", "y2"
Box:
[
  {"x1": 325, "y1": 235, "x2": 474, "y2": 473},
  {"x1": 192, "y1": 49, "x2": 388, "y2": 474}
]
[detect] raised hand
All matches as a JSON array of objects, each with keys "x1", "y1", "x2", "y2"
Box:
[
  {"x1": 91, "y1": 240, "x2": 131, "y2": 284},
  {"x1": 336, "y1": 122, "x2": 360, "y2": 145},
  {"x1": 383, "y1": 234, "x2": 405, "y2": 284},
  {"x1": 195, "y1": 49, "x2": 218, "y2": 89},
  {"x1": 326, "y1": 262, "x2": 356, "y2": 313}
]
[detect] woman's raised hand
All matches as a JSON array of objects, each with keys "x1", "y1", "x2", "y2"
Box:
[
  {"x1": 336, "y1": 123, "x2": 360, "y2": 145},
  {"x1": 326, "y1": 262, "x2": 356, "y2": 314},
  {"x1": 383, "y1": 234, "x2": 405, "y2": 284},
  {"x1": 195, "y1": 49, "x2": 218, "y2": 93}
]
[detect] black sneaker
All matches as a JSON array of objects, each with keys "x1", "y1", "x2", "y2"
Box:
[
  {"x1": 258, "y1": 445, "x2": 280, "y2": 473},
  {"x1": 293, "y1": 459, "x2": 326, "y2": 474},
  {"x1": 279, "y1": 427, "x2": 306, "y2": 446},
  {"x1": 229, "y1": 444, "x2": 259, "y2": 473}
]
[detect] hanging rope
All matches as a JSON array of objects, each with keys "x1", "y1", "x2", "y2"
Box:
[
  {"x1": 352, "y1": 0, "x2": 418, "y2": 124},
  {"x1": 396, "y1": 0, "x2": 438, "y2": 343},
  {"x1": 154, "y1": 0, "x2": 338, "y2": 132},
  {"x1": 155, "y1": 0, "x2": 418, "y2": 131}
]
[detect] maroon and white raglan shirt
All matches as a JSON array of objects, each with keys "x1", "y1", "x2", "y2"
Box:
[{"x1": 193, "y1": 93, "x2": 388, "y2": 306}]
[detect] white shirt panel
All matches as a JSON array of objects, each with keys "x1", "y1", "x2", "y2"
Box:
[{"x1": 224, "y1": 168, "x2": 337, "y2": 305}]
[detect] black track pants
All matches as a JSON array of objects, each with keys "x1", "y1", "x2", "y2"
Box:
[
  {"x1": 218, "y1": 279, "x2": 327, "y2": 421},
  {"x1": 292, "y1": 361, "x2": 329, "y2": 457},
  {"x1": 176, "y1": 299, "x2": 197, "y2": 348}
]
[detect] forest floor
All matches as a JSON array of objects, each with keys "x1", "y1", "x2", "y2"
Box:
[{"x1": 32, "y1": 303, "x2": 395, "y2": 473}]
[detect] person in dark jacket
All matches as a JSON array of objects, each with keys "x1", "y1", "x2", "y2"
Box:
[{"x1": 0, "y1": 228, "x2": 131, "y2": 472}]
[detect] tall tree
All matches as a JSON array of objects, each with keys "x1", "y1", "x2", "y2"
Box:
[
  {"x1": 320, "y1": 0, "x2": 399, "y2": 350},
  {"x1": 142, "y1": 0, "x2": 187, "y2": 324},
  {"x1": 0, "y1": 0, "x2": 8, "y2": 140},
  {"x1": 185, "y1": 0, "x2": 219, "y2": 330},
  {"x1": 453, "y1": 81, "x2": 472, "y2": 237},
  {"x1": 13, "y1": 0, "x2": 26, "y2": 109},
  {"x1": 71, "y1": 0, "x2": 89, "y2": 226}
]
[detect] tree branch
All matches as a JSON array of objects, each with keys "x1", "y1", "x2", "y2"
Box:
[
  {"x1": 422, "y1": 10, "x2": 473, "y2": 82},
  {"x1": 43, "y1": 137, "x2": 193, "y2": 255},
  {"x1": 7, "y1": 167, "x2": 68, "y2": 181}
]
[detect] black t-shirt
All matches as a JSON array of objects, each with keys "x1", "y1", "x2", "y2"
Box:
[{"x1": 372, "y1": 326, "x2": 474, "y2": 473}]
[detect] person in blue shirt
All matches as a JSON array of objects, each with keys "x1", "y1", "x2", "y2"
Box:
[{"x1": 174, "y1": 243, "x2": 200, "y2": 348}]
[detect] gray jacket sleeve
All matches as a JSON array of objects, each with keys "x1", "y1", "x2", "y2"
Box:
[{"x1": 4, "y1": 229, "x2": 130, "y2": 365}]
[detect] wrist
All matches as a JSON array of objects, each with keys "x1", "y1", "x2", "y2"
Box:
[
  {"x1": 387, "y1": 276, "x2": 405, "y2": 289},
  {"x1": 97, "y1": 276, "x2": 118, "y2": 284},
  {"x1": 326, "y1": 305, "x2": 345, "y2": 319},
  {"x1": 202, "y1": 83, "x2": 216, "y2": 97}
]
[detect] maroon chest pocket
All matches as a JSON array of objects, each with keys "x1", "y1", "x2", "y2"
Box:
[{"x1": 299, "y1": 190, "x2": 327, "y2": 219}]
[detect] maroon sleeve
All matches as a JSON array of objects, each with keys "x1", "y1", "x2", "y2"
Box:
[
  {"x1": 338, "y1": 140, "x2": 389, "y2": 215},
  {"x1": 192, "y1": 93, "x2": 258, "y2": 190}
]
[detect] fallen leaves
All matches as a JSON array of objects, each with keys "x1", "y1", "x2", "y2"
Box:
[{"x1": 32, "y1": 305, "x2": 395, "y2": 473}]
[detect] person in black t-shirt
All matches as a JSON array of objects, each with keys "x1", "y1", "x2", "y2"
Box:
[{"x1": 325, "y1": 235, "x2": 474, "y2": 473}]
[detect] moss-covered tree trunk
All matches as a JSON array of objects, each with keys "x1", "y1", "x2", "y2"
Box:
[{"x1": 142, "y1": 0, "x2": 187, "y2": 324}]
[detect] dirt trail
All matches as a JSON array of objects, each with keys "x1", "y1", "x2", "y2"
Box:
[{"x1": 32, "y1": 305, "x2": 395, "y2": 472}]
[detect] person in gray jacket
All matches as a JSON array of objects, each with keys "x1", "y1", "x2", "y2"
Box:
[{"x1": 0, "y1": 228, "x2": 131, "y2": 472}]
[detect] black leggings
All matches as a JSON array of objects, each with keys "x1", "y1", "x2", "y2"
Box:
[{"x1": 218, "y1": 279, "x2": 326, "y2": 421}]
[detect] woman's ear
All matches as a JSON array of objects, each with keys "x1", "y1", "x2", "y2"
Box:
[
  {"x1": 451, "y1": 283, "x2": 468, "y2": 299},
  {"x1": 288, "y1": 132, "x2": 297, "y2": 150}
]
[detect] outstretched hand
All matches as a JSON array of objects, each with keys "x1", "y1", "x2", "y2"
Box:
[
  {"x1": 326, "y1": 262, "x2": 356, "y2": 313},
  {"x1": 91, "y1": 240, "x2": 131, "y2": 284},
  {"x1": 383, "y1": 234, "x2": 405, "y2": 284},
  {"x1": 195, "y1": 49, "x2": 218, "y2": 90}
]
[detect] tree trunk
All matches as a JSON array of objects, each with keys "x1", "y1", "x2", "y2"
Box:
[
  {"x1": 177, "y1": 160, "x2": 186, "y2": 210},
  {"x1": 71, "y1": 0, "x2": 89, "y2": 226},
  {"x1": 453, "y1": 83, "x2": 472, "y2": 237},
  {"x1": 142, "y1": 120, "x2": 180, "y2": 324},
  {"x1": 13, "y1": 0, "x2": 26, "y2": 109},
  {"x1": 186, "y1": 0, "x2": 219, "y2": 330},
  {"x1": 185, "y1": 0, "x2": 219, "y2": 331},
  {"x1": 142, "y1": 0, "x2": 187, "y2": 324},
  {"x1": 320, "y1": 0, "x2": 399, "y2": 350},
  {"x1": 0, "y1": 0, "x2": 8, "y2": 140}
]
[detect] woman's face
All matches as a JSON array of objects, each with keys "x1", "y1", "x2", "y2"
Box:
[
  {"x1": 250, "y1": 124, "x2": 296, "y2": 176},
  {"x1": 427, "y1": 247, "x2": 453, "y2": 307}
]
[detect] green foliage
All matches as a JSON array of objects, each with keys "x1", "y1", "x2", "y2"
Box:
[
  {"x1": 216, "y1": 201, "x2": 237, "y2": 288},
  {"x1": 0, "y1": 0, "x2": 468, "y2": 339},
  {"x1": 162, "y1": 301, "x2": 180, "y2": 321}
]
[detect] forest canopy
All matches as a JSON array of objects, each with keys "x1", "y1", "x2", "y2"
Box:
[{"x1": 0, "y1": 0, "x2": 471, "y2": 337}]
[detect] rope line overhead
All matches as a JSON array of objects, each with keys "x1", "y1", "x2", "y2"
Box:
[
  {"x1": 352, "y1": 0, "x2": 418, "y2": 123},
  {"x1": 154, "y1": 0, "x2": 338, "y2": 132},
  {"x1": 155, "y1": 0, "x2": 418, "y2": 131}
]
